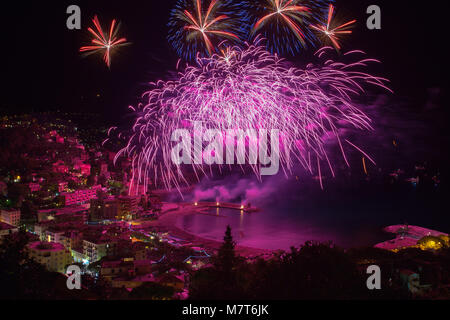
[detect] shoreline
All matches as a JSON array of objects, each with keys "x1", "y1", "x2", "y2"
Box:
[{"x1": 156, "y1": 204, "x2": 274, "y2": 258}]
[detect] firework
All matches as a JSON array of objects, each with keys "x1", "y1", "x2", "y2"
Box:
[
  {"x1": 115, "y1": 39, "x2": 390, "y2": 194},
  {"x1": 252, "y1": 0, "x2": 310, "y2": 43},
  {"x1": 310, "y1": 4, "x2": 356, "y2": 50},
  {"x1": 168, "y1": 0, "x2": 248, "y2": 61},
  {"x1": 80, "y1": 15, "x2": 130, "y2": 68},
  {"x1": 247, "y1": 0, "x2": 332, "y2": 55}
]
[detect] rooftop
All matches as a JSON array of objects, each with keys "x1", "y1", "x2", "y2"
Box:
[
  {"x1": 0, "y1": 221, "x2": 17, "y2": 230},
  {"x1": 374, "y1": 237, "x2": 419, "y2": 251},
  {"x1": 1, "y1": 208, "x2": 20, "y2": 213},
  {"x1": 28, "y1": 241, "x2": 66, "y2": 252}
]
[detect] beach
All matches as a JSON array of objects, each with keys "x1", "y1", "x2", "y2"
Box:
[{"x1": 154, "y1": 203, "x2": 274, "y2": 258}]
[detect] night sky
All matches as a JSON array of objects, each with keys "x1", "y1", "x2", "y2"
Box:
[
  {"x1": 1, "y1": 0, "x2": 450, "y2": 244},
  {"x1": 2, "y1": 2, "x2": 450, "y2": 302},
  {"x1": 3, "y1": 0, "x2": 448, "y2": 122}
]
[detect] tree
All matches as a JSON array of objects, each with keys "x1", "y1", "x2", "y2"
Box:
[
  {"x1": 214, "y1": 225, "x2": 236, "y2": 274},
  {"x1": 129, "y1": 282, "x2": 175, "y2": 300},
  {"x1": 190, "y1": 226, "x2": 245, "y2": 300}
]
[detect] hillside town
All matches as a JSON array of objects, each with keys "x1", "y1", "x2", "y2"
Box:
[
  {"x1": 1, "y1": 113, "x2": 450, "y2": 300},
  {"x1": 0, "y1": 113, "x2": 211, "y2": 299}
]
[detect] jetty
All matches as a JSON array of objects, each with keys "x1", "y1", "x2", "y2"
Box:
[{"x1": 192, "y1": 201, "x2": 259, "y2": 213}]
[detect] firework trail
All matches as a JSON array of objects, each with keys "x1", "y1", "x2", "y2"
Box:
[
  {"x1": 115, "y1": 39, "x2": 391, "y2": 195},
  {"x1": 168, "y1": 0, "x2": 248, "y2": 61},
  {"x1": 246, "y1": 0, "x2": 333, "y2": 55},
  {"x1": 252, "y1": 0, "x2": 310, "y2": 44},
  {"x1": 80, "y1": 15, "x2": 130, "y2": 68},
  {"x1": 311, "y1": 4, "x2": 356, "y2": 50}
]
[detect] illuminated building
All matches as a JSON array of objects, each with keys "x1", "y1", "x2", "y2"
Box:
[
  {"x1": 60, "y1": 185, "x2": 102, "y2": 206},
  {"x1": 156, "y1": 273, "x2": 185, "y2": 292},
  {"x1": 100, "y1": 162, "x2": 109, "y2": 176},
  {"x1": 375, "y1": 225, "x2": 449, "y2": 252},
  {"x1": 71, "y1": 249, "x2": 89, "y2": 265},
  {"x1": 117, "y1": 196, "x2": 139, "y2": 220},
  {"x1": 74, "y1": 163, "x2": 91, "y2": 176},
  {"x1": 37, "y1": 206, "x2": 88, "y2": 223},
  {"x1": 27, "y1": 241, "x2": 73, "y2": 273},
  {"x1": 111, "y1": 274, "x2": 156, "y2": 289},
  {"x1": 0, "y1": 222, "x2": 19, "y2": 243},
  {"x1": 52, "y1": 161, "x2": 69, "y2": 174},
  {"x1": 1, "y1": 209, "x2": 21, "y2": 227},
  {"x1": 100, "y1": 258, "x2": 153, "y2": 280},
  {"x1": 45, "y1": 229, "x2": 65, "y2": 244},
  {"x1": 90, "y1": 197, "x2": 118, "y2": 221},
  {"x1": 29, "y1": 182, "x2": 41, "y2": 192},
  {"x1": 58, "y1": 182, "x2": 68, "y2": 193},
  {"x1": 417, "y1": 236, "x2": 447, "y2": 251},
  {"x1": 34, "y1": 224, "x2": 48, "y2": 241},
  {"x1": 83, "y1": 237, "x2": 117, "y2": 262}
]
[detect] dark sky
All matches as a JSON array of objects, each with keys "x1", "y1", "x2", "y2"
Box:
[{"x1": 3, "y1": 0, "x2": 448, "y2": 122}]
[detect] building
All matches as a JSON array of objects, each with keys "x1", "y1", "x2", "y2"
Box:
[
  {"x1": 57, "y1": 230, "x2": 84, "y2": 251},
  {"x1": 1, "y1": 209, "x2": 21, "y2": 227},
  {"x1": 44, "y1": 228, "x2": 66, "y2": 244},
  {"x1": 100, "y1": 162, "x2": 109, "y2": 176},
  {"x1": 375, "y1": 225, "x2": 450, "y2": 252},
  {"x1": 90, "y1": 197, "x2": 118, "y2": 221},
  {"x1": 37, "y1": 205, "x2": 88, "y2": 223},
  {"x1": 83, "y1": 237, "x2": 116, "y2": 263},
  {"x1": 58, "y1": 182, "x2": 68, "y2": 193},
  {"x1": 34, "y1": 223, "x2": 49, "y2": 241},
  {"x1": 114, "y1": 240, "x2": 149, "y2": 261},
  {"x1": 117, "y1": 196, "x2": 139, "y2": 220},
  {"x1": 111, "y1": 274, "x2": 156, "y2": 289},
  {"x1": 29, "y1": 182, "x2": 41, "y2": 192},
  {"x1": 52, "y1": 161, "x2": 69, "y2": 174},
  {"x1": 27, "y1": 241, "x2": 73, "y2": 273},
  {"x1": 60, "y1": 185, "x2": 103, "y2": 206},
  {"x1": 71, "y1": 249, "x2": 89, "y2": 266},
  {"x1": 0, "y1": 222, "x2": 19, "y2": 242},
  {"x1": 101, "y1": 258, "x2": 153, "y2": 280},
  {"x1": 157, "y1": 273, "x2": 185, "y2": 292},
  {"x1": 37, "y1": 210, "x2": 57, "y2": 223},
  {"x1": 417, "y1": 236, "x2": 448, "y2": 251},
  {"x1": 75, "y1": 163, "x2": 91, "y2": 176}
]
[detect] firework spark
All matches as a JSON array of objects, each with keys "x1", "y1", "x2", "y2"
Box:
[
  {"x1": 310, "y1": 4, "x2": 356, "y2": 50},
  {"x1": 80, "y1": 15, "x2": 130, "y2": 68},
  {"x1": 247, "y1": 0, "x2": 332, "y2": 55},
  {"x1": 115, "y1": 39, "x2": 390, "y2": 195},
  {"x1": 252, "y1": 0, "x2": 310, "y2": 44},
  {"x1": 168, "y1": 0, "x2": 246, "y2": 61}
]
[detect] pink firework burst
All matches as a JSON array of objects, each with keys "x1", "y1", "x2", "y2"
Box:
[{"x1": 114, "y1": 39, "x2": 391, "y2": 195}]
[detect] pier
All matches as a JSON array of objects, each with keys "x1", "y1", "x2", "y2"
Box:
[{"x1": 192, "y1": 201, "x2": 259, "y2": 213}]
